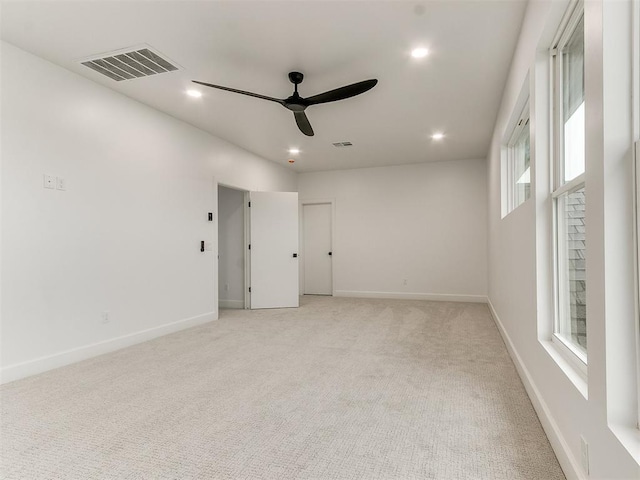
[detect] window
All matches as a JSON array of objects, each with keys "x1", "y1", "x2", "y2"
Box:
[
  {"x1": 552, "y1": 5, "x2": 587, "y2": 364},
  {"x1": 636, "y1": 141, "x2": 640, "y2": 423},
  {"x1": 505, "y1": 101, "x2": 531, "y2": 213},
  {"x1": 634, "y1": 0, "x2": 640, "y2": 427}
]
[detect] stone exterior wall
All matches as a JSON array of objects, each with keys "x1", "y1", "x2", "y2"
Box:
[{"x1": 566, "y1": 189, "x2": 586, "y2": 349}]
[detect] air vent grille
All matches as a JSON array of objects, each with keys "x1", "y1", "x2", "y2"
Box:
[
  {"x1": 332, "y1": 142, "x2": 353, "y2": 147},
  {"x1": 81, "y1": 47, "x2": 179, "y2": 81}
]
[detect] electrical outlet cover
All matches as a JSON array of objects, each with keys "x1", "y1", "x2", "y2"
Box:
[
  {"x1": 56, "y1": 176, "x2": 66, "y2": 191},
  {"x1": 43, "y1": 174, "x2": 55, "y2": 189}
]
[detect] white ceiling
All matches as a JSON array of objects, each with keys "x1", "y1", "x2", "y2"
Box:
[{"x1": 1, "y1": 0, "x2": 527, "y2": 173}]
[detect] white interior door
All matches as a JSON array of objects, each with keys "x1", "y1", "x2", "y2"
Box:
[
  {"x1": 250, "y1": 191, "x2": 299, "y2": 309},
  {"x1": 303, "y1": 203, "x2": 333, "y2": 295}
]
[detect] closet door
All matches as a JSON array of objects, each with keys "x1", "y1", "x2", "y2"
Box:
[{"x1": 249, "y1": 192, "x2": 299, "y2": 309}]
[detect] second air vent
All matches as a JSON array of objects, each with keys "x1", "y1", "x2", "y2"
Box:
[
  {"x1": 332, "y1": 142, "x2": 353, "y2": 147},
  {"x1": 80, "y1": 46, "x2": 179, "y2": 82}
]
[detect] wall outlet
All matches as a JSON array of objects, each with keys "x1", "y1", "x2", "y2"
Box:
[
  {"x1": 580, "y1": 436, "x2": 589, "y2": 475},
  {"x1": 56, "y1": 176, "x2": 66, "y2": 191},
  {"x1": 403, "y1": 279, "x2": 408, "y2": 286},
  {"x1": 224, "y1": 283, "x2": 229, "y2": 292},
  {"x1": 101, "y1": 311, "x2": 110, "y2": 324},
  {"x1": 43, "y1": 174, "x2": 55, "y2": 189}
]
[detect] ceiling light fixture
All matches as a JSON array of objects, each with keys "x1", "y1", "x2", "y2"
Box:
[
  {"x1": 186, "y1": 89, "x2": 202, "y2": 98},
  {"x1": 288, "y1": 159, "x2": 295, "y2": 164},
  {"x1": 411, "y1": 47, "x2": 429, "y2": 59},
  {"x1": 431, "y1": 132, "x2": 445, "y2": 140},
  {"x1": 288, "y1": 148, "x2": 300, "y2": 155}
]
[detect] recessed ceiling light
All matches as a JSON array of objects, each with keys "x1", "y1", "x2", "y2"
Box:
[
  {"x1": 186, "y1": 89, "x2": 202, "y2": 98},
  {"x1": 411, "y1": 47, "x2": 429, "y2": 59},
  {"x1": 288, "y1": 148, "x2": 300, "y2": 155},
  {"x1": 288, "y1": 159, "x2": 295, "y2": 164},
  {"x1": 431, "y1": 132, "x2": 445, "y2": 140}
]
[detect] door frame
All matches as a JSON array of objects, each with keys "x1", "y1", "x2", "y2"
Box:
[
  {"x1": 299, "y1": 198, "x2": 336, "y2": 296},
  {"x1": 215, "y1": 180, "x2": 251, "y2": 311}
]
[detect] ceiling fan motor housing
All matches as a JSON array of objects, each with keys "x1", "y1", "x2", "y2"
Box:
[{"x1": 284, "y1": 94, "x2": 307, "y2": 111}]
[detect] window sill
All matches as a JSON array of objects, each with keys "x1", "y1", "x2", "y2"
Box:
[
  {"x1": 540, "y1": 339, "x2": 588, "y2": 399},
  {"x1": 609, "y1": 423, "x2": 640, "y2": 466},
  {"x1": 502, "y1": 196, "x2": 532, "y2": 219}
]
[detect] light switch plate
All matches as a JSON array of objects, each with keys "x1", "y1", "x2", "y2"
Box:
[
  {"x1": 43, "y1": 174, "x2": 55, "y2": 189},
  {"x1": 56, "y1": 176, "x2": 66, "y2": 191}
]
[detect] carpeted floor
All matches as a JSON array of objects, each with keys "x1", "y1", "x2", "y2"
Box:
[{"x1": 0, "y1": 296, "x2": 564, "y2": 479}]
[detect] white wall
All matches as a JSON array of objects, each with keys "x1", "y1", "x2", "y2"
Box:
[
  {"x1": 487, "y1": 1, "x2": 639, "y2": 479},
  {"x1": 0, "y1": 42, "x2": 296, "y2": 383},
  {"x1": 298, "y1": 159, "x2": 487, "y2": 301},
  {"x1": 217, "y1": 186, "x2": 245, "y2": 308}
]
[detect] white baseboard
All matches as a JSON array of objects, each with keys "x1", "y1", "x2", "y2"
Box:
[
  {"x1": 219, "y1": 299, "x2": 244, "y2": 309},
  {"x1": 0, "y1": 311, "x2": 217, "y2": 385},
  {"x1": 486, "y1": 298, "x2": 584, "y2": 480},
  {"x1": 334, "y1": 290, "x2": 487, "y2": 303}
]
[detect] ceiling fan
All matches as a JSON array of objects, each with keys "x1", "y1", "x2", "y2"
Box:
[{"x1": 192, "y1": 72, "x2": 377, "y2": 137}]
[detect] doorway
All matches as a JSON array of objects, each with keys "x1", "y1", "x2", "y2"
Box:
[
  {"x1": 301, "y1": 202, "x2": 333, "y2": 295},
  {"x1": 218, "y1": 185, "x2": 247, "y2": 309},
  {"x1": 217, "y1": 185, "x2": 299, "y2": 311}
]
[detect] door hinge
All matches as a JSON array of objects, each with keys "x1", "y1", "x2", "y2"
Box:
[
  {"x1": 249, "y1": 287, "x2": 251, "y2": 293},
  {"x1": 248, "y1": 244, "x2": 251, "y2": 250},
  {"x1": 248, "y1": 201, "x2": 251, "y2": 207}
]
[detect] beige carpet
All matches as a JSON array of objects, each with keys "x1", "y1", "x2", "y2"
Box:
[{"x1": 1, "y1": 296, "x2": 564, "y2": 479}]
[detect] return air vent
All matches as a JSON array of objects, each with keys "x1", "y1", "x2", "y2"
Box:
[
  {"x1": 332, "y1": 141, "x2": 353, "y2": 147},
  {"x1": 80, "y1": 46, "x2": 179, "y2": 81}
]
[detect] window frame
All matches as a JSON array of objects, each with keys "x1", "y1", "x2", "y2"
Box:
[
  {"x1": 633, "y1": 0, "x2": 640, "y2": 428},
  {"x1": 505, "y1": 100, "x2": 531, "y2": 214},
  {"x1": 550, "y1": 1, "x2": 587, "y2": 372},
  {"x1": 635, "y1": 141, "x2": 640, "y2": 426}
]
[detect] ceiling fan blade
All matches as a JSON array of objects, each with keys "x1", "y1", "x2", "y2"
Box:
[
  {"x1": 294, "y1": 111, "x2": 314, "y2": 136},
  {"x1": 192, "y1": 80, "x2": 285, "y2": 105},
  {"x1": 305, "y1": 79, "x2": 378, "y2": 106}
]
